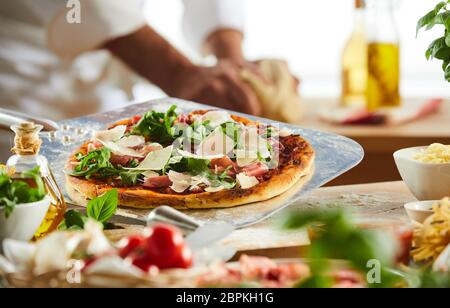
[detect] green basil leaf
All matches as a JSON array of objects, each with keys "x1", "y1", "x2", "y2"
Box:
[
  {"x1": 58, "y1": 209, "x2": 87, "y2": 230},
  {"x1": 426, "y1": 36, "x2": 450, "y2": 60},
  {"x1": 417, "y1": 8, "x2": 439, "y2": 35},
  {"x1": 446, "y1": 31, "x2": 450, "y2": 47},
  {"x1": 187, "y1": 158, "x2": 210, "y2": 174},
  {"x1": 86, "y1": 189, "x2": 118, "y2": 223},
  {"x1": 435, "y1": 1, "x2": 448, "y2": 14},
  {"x1": 0, "y1": 174, "x2": 10, "y2": 188},
  {"x1": 0, "y1": 167, "x2": 46, "y2": 218},
  {"x1": 21, "y1": 166, "x2": 45, "y2": 198},
  {"x1": 0, "y1": 197, "x2": 17, "y2": 218},
  {"x1": 439, "y1": 10, "x2": 450, "y2": 31},
  {"x1": 445, "y1": 65, "x2": 450, "y2": 81},
  {"x1": 443, "y1": 60, "x2": 450, "y2": 71}
]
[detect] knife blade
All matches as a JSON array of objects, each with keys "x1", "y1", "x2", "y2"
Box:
[{"x1": 185, "y1": 221, "x2": 235, "y2": 250}]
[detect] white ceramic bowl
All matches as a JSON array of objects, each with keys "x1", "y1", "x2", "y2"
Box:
[
  {"x1": 0, "y1": 196, "x2": 51, "y2": 244},
  {"x1": 394, "y1": 146, "x2": 450, "y2": 200},
  {"x1": 404, "y1": 200, "x2": 435, "y2": 224}
]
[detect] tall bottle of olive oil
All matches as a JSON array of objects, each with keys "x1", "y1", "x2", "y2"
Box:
[
  {"x1": 6, "y1": 122, "x2": 67, "y2": 239},
  {"x1": 366, "y1": 0, "x2": 400, "y2": 111},
  {"x1": 341, "y1": 0, "x2": 367, "y2": 107}
]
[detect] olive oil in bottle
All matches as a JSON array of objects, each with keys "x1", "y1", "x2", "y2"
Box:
[
  {"x1": 341, "y1": 0, "x2": 368, "y2": 107},
  {"x1": 6, "y1": 122, "x2": 67, "y2": 239},
  {"x1": 365, "y1": 0, "x2": 401, "y2": 111},
  {"x1": 367, "y1": 43, "x2": 400, "y2": 110}
]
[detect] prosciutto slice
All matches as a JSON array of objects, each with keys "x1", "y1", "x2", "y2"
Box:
[
  {"x1": 142, "y1": 176, "x2": 172, "y2": 189},
  {"x1": 240, "y1": 162, "x2": 269, "y2": 177}
]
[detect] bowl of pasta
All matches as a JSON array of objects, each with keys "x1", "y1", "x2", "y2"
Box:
[{"x1": 394, "y1": 144, "x2": 450, "y2": 200}]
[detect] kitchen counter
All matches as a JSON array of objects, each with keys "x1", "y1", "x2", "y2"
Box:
[
  {"x1": 299, "y1": 98, "x2": 450, "y2": 185},
  {"x1": 107, "y1": 181, "x2": 417, "y2": 259}
]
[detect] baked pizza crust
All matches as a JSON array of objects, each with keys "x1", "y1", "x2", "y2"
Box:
[{"x1": 65, "y1": 111, "x2": 315, "y2": 210}]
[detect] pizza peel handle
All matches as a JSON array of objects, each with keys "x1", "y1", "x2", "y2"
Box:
[
  {"x1": 0, "y1": 108, "x2": 59, "y2": 132},
  {"x1": 147, "y1": 206, "x2": 202, "y2": 232}
]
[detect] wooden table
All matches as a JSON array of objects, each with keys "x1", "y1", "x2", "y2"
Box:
[
  {"x1": 108, "y1": 181, "x2": 417, "y2": 260},
  {"x1": 299, "y1": 98, "x2": 450, "y2": 185}
]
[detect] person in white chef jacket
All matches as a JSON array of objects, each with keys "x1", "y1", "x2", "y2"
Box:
[{"x1": 0, "y1": 0, "x2": 264, "y2": 160}]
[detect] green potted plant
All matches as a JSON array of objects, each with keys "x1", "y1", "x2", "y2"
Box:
[{"x1": 417, "y1": 1, "x2": 450, "y2": 82}]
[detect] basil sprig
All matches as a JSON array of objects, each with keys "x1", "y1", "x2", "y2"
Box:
[
  {"x1": 282, "y1": 209, "x2": 402, "y2": 288},
  {"x1": 0, "y1": 166, "x2": 46, "y2": 218},
  {"x1": 417, "y1": 1, "x2": 450, "y2": 81},
  {"x1": 59, "y1": 189, "x2": 118, "y2": 231}
]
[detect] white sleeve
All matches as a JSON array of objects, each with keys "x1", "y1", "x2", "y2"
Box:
[
  {"x1": 182, "y1": 0, "x2": 245, "y2": 53},
  {"x1": 47, "y1": 0, "x2": 146, "y2": 58}
]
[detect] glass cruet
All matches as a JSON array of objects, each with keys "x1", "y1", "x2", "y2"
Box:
[{"x1": 6, "y1": 122, "x2": 67, "y2": 239}]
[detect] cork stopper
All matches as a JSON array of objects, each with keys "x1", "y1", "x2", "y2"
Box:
[
  {"x1": 355, "y1": 0, "x2": 365, "y2": 8},
  {"x1": 10, "y1": 122, "x2": 43, "y2": 155}
]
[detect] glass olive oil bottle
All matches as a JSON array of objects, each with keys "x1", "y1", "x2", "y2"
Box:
[
  {"x1": 6, "y1": 122, "x2": 66, "y2": 239},
  {"x1": 366, "y1": 0, "x2": 400, "y2": 111},
  {"x1": 341, "y1": 0, "x2": 368, "y2": 107}
]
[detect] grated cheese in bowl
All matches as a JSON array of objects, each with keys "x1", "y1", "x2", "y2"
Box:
[{"x1": 413, "y1": 143, "x2": 450, "y2": 164}]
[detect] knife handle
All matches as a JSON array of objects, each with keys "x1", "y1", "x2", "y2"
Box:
[
  {"x1": 0, "y1": 108, "x2": 59, "y2": 132},
  {"x1": 147, "y1": 206, "x2": 201, "y2": 232}
]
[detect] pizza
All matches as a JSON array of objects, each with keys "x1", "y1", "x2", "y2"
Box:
[{"x1": 65, "y1": 105, "x2": 314, "y2": 209}]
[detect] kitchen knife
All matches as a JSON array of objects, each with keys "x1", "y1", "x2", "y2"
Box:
[{"x1": 0, "y1": 108, "x2": 59, "y2": 132}]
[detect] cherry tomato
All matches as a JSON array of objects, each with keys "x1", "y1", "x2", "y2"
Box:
[
  {"x1": 127, "y1": 253, "x2": 156, "y2": 272},
  {"x1": 81, "y1": 256, "x2": 98, "y2": 272},
  {"x1": 131, "y1": 115, "x2": 142, "y2": 125},
  {"x1": 172, "y1": 245, "x2": 193, "y2": 269},
  {"x1": 118, "y1": 235, "x2": 146, "y2": 258},
  {"x1": 145, "y1": 224, "x2": 187, "y2": 269}
]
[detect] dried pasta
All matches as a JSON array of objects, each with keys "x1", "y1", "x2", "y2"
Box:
[{"x1": 412, "y1": 197, "x2": 450, "y2": 262}]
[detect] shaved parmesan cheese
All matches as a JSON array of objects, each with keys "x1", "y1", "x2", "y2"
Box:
[
  {"x1": 201, "y1": 111, "x2": 232, "y2": 127},
  {"x1": 168, "y1": 171, "x2": 192, "y2": 193},
  {"x1": 241, "y1": 127, "x2": 271, "y2": 159},
  {"x1": 236, "y1": 173, "x2": 259, "y2": 189},
  {"x1": 191, "y1": 175, "x2": 210, "y2": 187},
  {"x1": 197, "y1": 128, "x2": 234, "y2": 157},
  {"x1": 147, "y1": 143, "x2": 163, "y2": 150},
  {"x1": 142, "y1": 171, "x2": 159, "y2": 179},
  {"x1": 257, "y1": 139, "x2": 271, "y2": 159},
  {"x1": 235, "y1": 149, "x2": 258, "y2": 167},
  {"x1": 168, "y1": 155, "x2": 183, "y2": 165},
  {"x1": 279, "y1": 128, "x2": 293, "y2": 137},
  {"x1": 100, "y1": 140, "x2": 144, "y2": 157},
  {"x1": 94, "y1": 125, "x2": 126, "y2": 142},
  {"x1": 87, "y1": 143, "x2": 96, "y2": 153},
  {"x1": 130, "y1": 146, "x2": 173, "y2": 170},
  {"x1": 116, "y1": 135, "x2": 145, "y2": 148},
  {"x1": 177, "y1": 149, "x2": 224, "y2": 160},
  {"x1": 205, "y1": 186, "x2": 225, "y2": 193}
]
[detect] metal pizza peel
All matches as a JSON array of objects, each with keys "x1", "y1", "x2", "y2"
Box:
[{"x1": 1, "y1": 98, "x2": 364, "y2": 229}]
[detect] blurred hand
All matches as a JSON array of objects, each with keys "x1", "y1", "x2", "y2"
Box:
[
  {"x1": 227, "y1": 57, "x2": 300, "y2": 93},
  {"x1": 170, "y1": 60, "x2": 262, "y2": 116}
]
